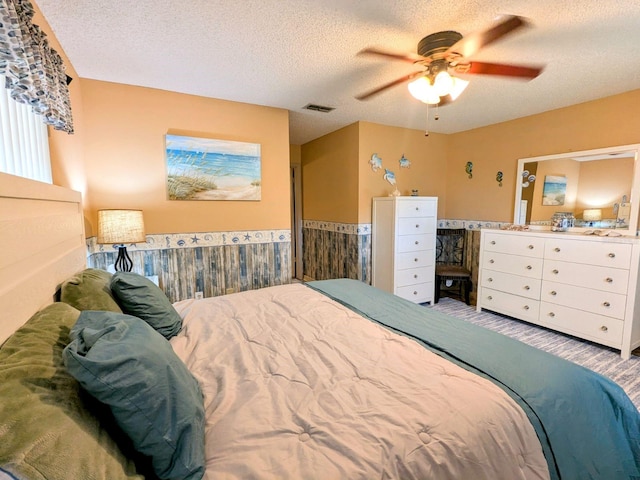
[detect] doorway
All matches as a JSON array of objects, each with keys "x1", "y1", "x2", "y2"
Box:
[{"x1": 290, "y1": 165, "x2": 303, "y2": 280}]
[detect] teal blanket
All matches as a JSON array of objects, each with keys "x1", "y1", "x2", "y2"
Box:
[{"x1": 307, "y1": 279, "x2": 640, "y2": 480}]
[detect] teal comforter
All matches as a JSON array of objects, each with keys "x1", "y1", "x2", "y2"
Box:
[{"x1": 307, "y1": 279, "x2": 640, "y2": 480}]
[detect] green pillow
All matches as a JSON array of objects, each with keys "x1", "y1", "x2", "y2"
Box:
[
  {"x1": 0, "y1": 303, "x2": 143, "y2": 480},
  {"x1": 60, "y1": 268, "x2": 122, "y2": 312},
  {"x1": 110, "y1": 271, "x2": 182, "y2": 339},
  {"x1": 63, "y1": 311, "x2": 206, "y2": 480}
]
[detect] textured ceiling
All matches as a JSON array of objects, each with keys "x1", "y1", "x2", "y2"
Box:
[{"x1": 36, "y1": 0, "x2": 640, "y2": 145}]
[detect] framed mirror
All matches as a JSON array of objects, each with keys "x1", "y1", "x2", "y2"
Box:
[{"x1": 514, "y1": 144, "x2": 640, "y2": 235}]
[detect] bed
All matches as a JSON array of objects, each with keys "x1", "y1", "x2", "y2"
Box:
[{"x1": 1, "y1": 175, "x2": 639, "y2": 480}]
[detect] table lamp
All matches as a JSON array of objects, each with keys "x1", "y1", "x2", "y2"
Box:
[
  {"x1": 97, "y1": 209, "x2": 146, "y2": 272},
  {"x1": 583, "y1": 209, "x2": 602, "y2": 226}
]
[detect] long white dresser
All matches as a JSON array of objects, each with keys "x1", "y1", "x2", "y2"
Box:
[
  {"x1": 372, "y1": 196, "x2": 437, "y2": 304},
  {"x1": 477, "y1": 228, "x2": 640, "y2": 359}
]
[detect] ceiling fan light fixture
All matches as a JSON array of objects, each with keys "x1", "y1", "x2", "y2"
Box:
[
  {"x1": 448, "y1": 76, "x2": 469, "y2": 100},
  {"x1": 408, "y1": 76, "x2": 440, "y2": 104},
  {"x1": 433, "y1": 71, "x2": 454, "y2": 96}
]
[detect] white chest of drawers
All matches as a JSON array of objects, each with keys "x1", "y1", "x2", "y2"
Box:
[
  {"x1": 372, "y1": 197, "x2": 437, "y2": 304},
  {"x1": 477, "y1": 229, "x2": 640, "y2": 359}
]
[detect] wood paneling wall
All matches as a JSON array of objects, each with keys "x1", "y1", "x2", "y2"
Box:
[
  {"x1": 303, "y1": 226, "x2": 371, "y2": 283},
  {"x1": 88, "y1": 241, "x2": 291, "y2": 303}
]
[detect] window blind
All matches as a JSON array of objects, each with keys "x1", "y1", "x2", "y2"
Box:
[{"x1": 0, "y1": 75, "x2": 52, "y2": 183}]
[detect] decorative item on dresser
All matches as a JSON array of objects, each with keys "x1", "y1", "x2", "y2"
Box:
[
  {"x1": 477, "y1": 228, "x2": 640, "y2": 359},
  {"x1": 372, "y1": 196, "x2": 437, "y2": 303}
]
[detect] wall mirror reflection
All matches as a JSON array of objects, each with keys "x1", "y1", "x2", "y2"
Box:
[{"x1": 514, "y1": 144, "x2": 640, "y2": 235}]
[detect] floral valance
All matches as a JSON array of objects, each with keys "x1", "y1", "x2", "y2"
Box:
[{"x1": 0, "y1": 0, "x2": 73, "y2": 133}]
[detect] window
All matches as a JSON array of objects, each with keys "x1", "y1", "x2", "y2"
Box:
[{"x1": 0, "y1": 75, "x2": 52, "y2": 183}]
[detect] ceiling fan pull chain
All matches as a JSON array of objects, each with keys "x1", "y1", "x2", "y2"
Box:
[{"x1": 425, "y1": 104, "x2": 430, "y2": 137}]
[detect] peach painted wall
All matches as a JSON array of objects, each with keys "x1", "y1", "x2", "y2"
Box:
[
  {"x1": 290, "y1": 144, "x2": 301, "y2": 165},
  {"x1": 301, "y1": 123, "x2": 360, "y2": 224},
  {"x1": 79, "y1": 79, "x2": 291, "y2": 236},
  {"x1": 301, "y1": 121, "x2": 449, "y2": 224},
  {"x1": 446, "y1": 89, "x2": 640, "y2": 222},
  {"x1": 358, "y1": 122, "x2": 448, "y2": 223},
  {"x1": 575, "y1": 157, "x2": 634, "y2": 218}
]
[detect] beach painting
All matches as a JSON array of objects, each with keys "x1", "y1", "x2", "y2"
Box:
[
  {"x1": 542, "y1": 175, "x2": 566, "y2": 206},
  {"x1": 166, "y1": 134, "x2": 261, "y2": 201}
]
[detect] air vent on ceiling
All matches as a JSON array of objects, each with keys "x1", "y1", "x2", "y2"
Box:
[{"x1": 303, "y1": 103, "x2": 335, "y2": 113}]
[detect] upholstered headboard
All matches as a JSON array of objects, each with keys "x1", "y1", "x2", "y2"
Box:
[{"x1": 0, "y1": 172, "x2": 86, "y2": 344}]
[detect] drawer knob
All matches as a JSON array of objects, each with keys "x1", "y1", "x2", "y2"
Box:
[
  {"x1": 489, "y1": 259, "x2": 495, "y2": 264},
  {"x1": 414, "y1": 258, "x2": 419, "y2": 262},
  {"x1": 550, "y1": 290, "x2": 557, "y2": 296},
  {"x1": 487, "y1": 296, "x2": 493, "y2": 300},
  {"x1": 523, "y1": 305, "x2": 530, "y2": 310},
  {"x1": 414, "y1": 274, "x2": 418, "y2": 279},
  {"x1": 490, "y1": 240, "x2": 496, "y2": 245},
  {"x1": 608, "y1": 253, "x2": 616, "y2": 258},
  {"x1": 524, "y1": 285, "x2": 530, "y2": 290},
  {"x1": 413, "y1": 291, "x2": 418, "y2": 295},
  {"x1": 487, "y1": 277, "x2": 493, "y2": 282},
  {"x1": 415, "y1": 240, "x2": 419, "y2": 245},
  {"x1": 528, "y1": 245, "x2": 534, "y2": 250},
  {"x1": 554, "y1": 247, "x2": 560, "y2": 252},
  {"x1": 415, "y1": 207, "x2": 419, "y2": 211},
  {"x1": 526, "y1": 265, "x2": 532, "y2": 270},
  {"x1": 548, "y1": 312, "x2": 555, "y2": 318},
  {"x1": 415, "y1": 224, "x2": 420, "y2": 228},
  {"x1": 606, "y1": 277, "x2": 613, "y2": 283},
  {"x1": 552, "y1": 269, "x2": 559, "y2": 275},
  {"x1": 603, "y1": 301, "x2": 611, "y2": 307},
  {"x1": 600, "y1": 326, "x2": 608, "y2": 332}
]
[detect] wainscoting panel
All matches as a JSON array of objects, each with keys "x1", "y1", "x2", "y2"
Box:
[
  {"x1": 87, "y1": 230, "x2": 291, "y2": 303},
  {"x1": 302, "y1": 221, "x2": 371, "y2": 283},
  {"x1": 86, "y1": 221, "x2": 493, "y2": 303},
  {"x1": 301, "y1": 219, "x2": 498, "y2": 287}
]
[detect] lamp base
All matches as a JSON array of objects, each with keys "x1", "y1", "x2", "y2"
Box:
[{"x1": 114, "y1": 245, "x2": 133, "y2": 272}]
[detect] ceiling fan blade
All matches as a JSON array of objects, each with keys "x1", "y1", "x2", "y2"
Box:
[
  {"x1": 463, "y1": 61, "x2": 543, "y2": 78},
  {"x1": 358, "y1": 47, "x2": 426, "y2": 64},
  {"x1": 446, "y1": 15, "x2": 529, "y2": 59},
  {"x1": 355, "y1": 71, "x2": 425, "y2": 100}
]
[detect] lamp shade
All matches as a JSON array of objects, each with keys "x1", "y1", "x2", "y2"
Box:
[
  {"x1": 407, "y1": 76, "x2": 440, "y2": 104},
  {"x1": 583, "y1": 209, "x2": 602, "y2": 222},
  {"x1": 408, "y1": 74, "x2": 469, "y2": 104},
  {"x1": 97, "y1": 210, "x2": 146, "y2": 244}
]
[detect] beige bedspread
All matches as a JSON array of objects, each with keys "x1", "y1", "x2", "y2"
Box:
[{"x1": 171, "y1": 283, "x2": 549, "y2": 480}]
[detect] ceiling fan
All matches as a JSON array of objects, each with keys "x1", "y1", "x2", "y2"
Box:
[{"x1": 355, "y1": 15, "x2": 543, "y2": 105}]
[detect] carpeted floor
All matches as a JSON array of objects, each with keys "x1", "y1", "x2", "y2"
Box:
[{"x1": 429, "y1": 297, "x2": 640, "y2": 411}]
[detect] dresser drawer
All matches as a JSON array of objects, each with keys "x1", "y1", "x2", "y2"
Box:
[
  {"x1": 396, "y1": 251, "x2": 433, "y2": 270},
  {"x1": 483, "y1": 232, "x2": 544, "y2": 258},
  {"x1": 396, "y1": 267, "x2": 433, "y2": 287},
  {"x1": 481, "y1": 270, "x2": 541, "y2": 299},
  {"x1": 539, "y1": 302, "x2": 623, "y2": 347},
  {"x1": 396, "y1": 282, "x2": 434, "y2": 303},
  {"x1": 481, "y1": 251, "x2": 543, "y2": 278},
  {"x1": 544, "y1": 238, "x2": 632, "y2": 269},
  {"x1": 542, "y1": 260, "x2": 629, "y2": 294},
  {"x1": 398, "y1": 200, "x2": 436, "y2": 218},
  {"x1": 397, "y1": 234, "x2": 435, "y2": 253},
  {"x1": 398, "y1": 217, "x2": 435, "y2": 235},
  {"x1": 479, "y1": 288, "x2": 540, "y2": 322},
  {"x1": 541, "y1": 280, "x2": 627, "y2": 320}
]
